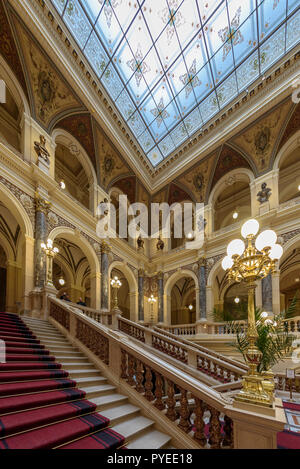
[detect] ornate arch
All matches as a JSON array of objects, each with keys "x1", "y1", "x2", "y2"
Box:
[
  {"x1": 0, "y1": 182, "x2": 33, "y2": 238},
  {"x1": 48, "y1": 227, "x2": 100, "y2": 275},
  {"x1": 51, "y1": 128, "x2": 98, "y2": 188},
  {"x1": 164, "y1": 269, "x2": 199, "y2": 297},
  {"x1": 273, "y1": 129, "x2": 300, "y2": 171}
]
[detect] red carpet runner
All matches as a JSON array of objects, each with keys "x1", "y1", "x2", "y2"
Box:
[
  {"x1": 0, "y1": 312, "x2": 125, "y2": 449},
  {"x1": 277, "y1": 401, "x2": 300, "y2": 449}
]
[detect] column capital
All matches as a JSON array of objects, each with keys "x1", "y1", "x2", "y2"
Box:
[
  {"x1": 35, "y1": 191, "x2": 52, "y2": 215},
  {"x1": 101, "y1": 241, "x2": 111, "y2": 254},
  {"x1": 197, "y1": 257, "x2": 206, "y2": 268},
  {"x1": 157, "y1": 271, "x2": 164, "y2": 280},
  {"x1": 138, "y1": 268, "x2": 145, "y2": 277}
]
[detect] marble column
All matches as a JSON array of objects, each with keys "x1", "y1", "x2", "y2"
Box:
[
  {"x1": 272, "y1": 271, "x2": 281, "y2": 315},
  {"x1": 197, "y1": 258, "x2": 207, "y2": 320},
  {"x1": 34, "y1": 193, "x2": 51, "y2": 288},
  {"x1": 262, "y1": 273, "x2": 273, "y2": 313},
  {"x1": 138, "y1": 269, "x2": 144, "y2": 322},
  {"x1": 100, "y1": 241, "x2": 110, "y2": 311},
  {"x1": 157, "y1": 271, "x2": 164, "y2": 323}
]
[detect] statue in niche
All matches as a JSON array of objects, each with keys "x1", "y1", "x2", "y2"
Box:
[
  {"x1": 156, "y1": 236, "x2": 164, "y2": 251},
  {"x1": 137, "y1": 235, "x2": 144, "y2": 250},
  {"x1": 197, "y1": 215, "x2": 207, "y2": 233},
  {"x1": 34, "y1": 135, "x2": 50, "y2": 165},
  {"x1": 257, "y1": 183, "x2": 272, "y2": 204}
]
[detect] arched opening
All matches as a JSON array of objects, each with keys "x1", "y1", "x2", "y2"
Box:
[
  {"x1": 278, "y1": 146, "x2": 300, "y2": 204},
  {"x1": 0, "y1": 85, "x2": 21, "y2": 152},
  {"x1": 49, "y1": 228, "x2": 100, "y2": 309},
  {"x1": 214, "y1": 180, "x2": 251, "y2": 231},
  {"x1": 280, "y1": 244, "x2": 300, "y2": 316},
  {"x1": 52, "y1": 237, "x2": 91, "y2": 304},
  {"x1": 54, "y1": 142, "x2": 90, "y2": 209},
  {"x1": 170, "y1": 200, "x2": 196, "y2": 250},
  {"x1": 108, "y1": 261, "x2": 138, "y2": 321},
  {"x1": 0, "y1": 203, "x2": 23, "y2": 312},
  {"x1": 170, "y1": 277, "x2": 196, "y2": 325},
  {"x1": 223, "y1": 283, "x2": 248, "y2": 319},
  {"x1": 111, "y1": 267, "x2": 130, "y2": 319}
]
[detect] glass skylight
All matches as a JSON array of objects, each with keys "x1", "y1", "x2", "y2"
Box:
[{"x1": 51, "y1": 0, "x2": 300, "y2": 167}]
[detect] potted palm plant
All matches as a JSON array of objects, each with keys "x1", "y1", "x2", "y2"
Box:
[{"x1": 232, "y1": 294, "x2": 299, "y2": 373}]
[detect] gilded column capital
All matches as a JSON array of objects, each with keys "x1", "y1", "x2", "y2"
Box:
[
  {"x1": 35, "y1": 191, "x2": 52, "y2": 215},
  {"x1": 157, "y1": 271, "x2": 164, "y2": 280},
  {"x1": 101, "y1": 240, "x2": 111, "y2": 254},
  {"x1": 138, "y1": 268, "x2": 145, "y2": 277},
  {"x1": 198, "y1": 257, "x2": 206, "y2": 268}
]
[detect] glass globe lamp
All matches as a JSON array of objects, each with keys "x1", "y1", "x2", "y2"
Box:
[
  {"x1": 241, "y1": 219, "x2": 260, "y2": 239},
  {"x1": 222, "y1": 256, "x2": 234, "y2": 271},
  {"x1": 255, "y1": 230, "x2": 277, "y2": 252},
  {"x1": 269, "y1": 244, "x2": 283, "y2": 260},
  {"x1": 227, "y1": 239, "x2": 245, "y2": 258}
]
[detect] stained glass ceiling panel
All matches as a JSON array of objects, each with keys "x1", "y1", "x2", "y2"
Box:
[{"x1": 52, "y1": 0, "x2": 300, "y2": 167}]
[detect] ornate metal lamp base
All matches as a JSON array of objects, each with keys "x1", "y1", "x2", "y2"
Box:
[{"x1": 235, "y1": 373, "x2": 274, "y2": 408}]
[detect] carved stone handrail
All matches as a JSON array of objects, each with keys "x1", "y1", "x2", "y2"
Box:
[
  {"x1": 154, "y1": 326, "x2": 248, "y2": 372},
  {"x1": 118, "y1": 316, "x2": 246, "y2": 383},
  {"x1": 47, "y1": 296, "x2": 286, "y2": 449},
  {"x1": 158, "y1": 320, "x2": 248, "y2": 336},
  {"x1": 283, "y1": 316, "x2": 300, "y2": 333},
  {"x1": 275, "y1": 372, "x2": 300, "y2": 394}
]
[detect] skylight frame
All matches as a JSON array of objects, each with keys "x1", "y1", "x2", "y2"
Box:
[{"x1": 52, "y1": 0, "x2": 300, "y2": 167}]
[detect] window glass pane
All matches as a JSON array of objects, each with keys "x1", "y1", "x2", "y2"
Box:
[{"x1": 63, "y1": 0, "x2": 92, "y2": 49}]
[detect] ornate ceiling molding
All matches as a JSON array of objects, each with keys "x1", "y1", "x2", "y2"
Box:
[{"x1": 7, "y1": 0, "x2": 300, "y2": 194}]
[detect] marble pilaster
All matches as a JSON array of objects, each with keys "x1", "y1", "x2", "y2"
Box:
[
  {"x1": 138, "y1": 269, "x2": 145, "y2": 322},
  {"x1": 157, "y1": 271, "x2": 164, "y2": 323},
  {"x1": 34, "y1": 192, "x2": 51, "y2": 288},
  {"x1": 101, "y1": 241, "x2": 110, "y2": 311},
  {"x1": 197, "y1": 258, "x2": 207, "y2": 320},
  {"x1": 262, "y1": 273, "x2": 273, "y2": 313}
]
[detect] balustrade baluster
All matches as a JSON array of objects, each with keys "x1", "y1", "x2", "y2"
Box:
[
  {"x1": 166, "y1": 380, "x2": 177, "y2": 421},
  {"x1": 222, "y1": 415, "x2": 234, "y2": 448},
  {"x1": 208, "y1": 408, "x2": 222, "y2": 449},
  {"x1": 121, "y1": 350, "x2": 128, "y2": 380},
  {"x1": 128, "y1": 355, "x2": 136, "y2": 387},
  {"x1": 193, "y1": 397, "x2": 207, "y2": 447},
  {"x1": 154, "y1": 373, "x2": 165, "y2": 410},
  {"x1": 145, "y1": 366, "x2": 154, "y2": 401},
  {"x1": 219, "y1": 365, "x2": 225, "y2": 383},
  {"x1": 136, "y1": 360, "x2": 145, "y2": 393},
  {"x1": 178, "y1": 388, "x2": 191, "y2": 433}
]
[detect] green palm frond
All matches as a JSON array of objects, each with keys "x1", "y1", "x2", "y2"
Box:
[{"x1": 228, "y1": 298, "x2": 297, "y2": 372}]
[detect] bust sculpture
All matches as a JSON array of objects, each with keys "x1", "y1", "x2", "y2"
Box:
[{"x1": 257, "y1": 183, "x2": 272, "y2": 204}]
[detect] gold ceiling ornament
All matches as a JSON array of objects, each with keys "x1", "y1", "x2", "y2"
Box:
[{"x1": 222, "y1": 219, "x2": 283, "y2": 408}]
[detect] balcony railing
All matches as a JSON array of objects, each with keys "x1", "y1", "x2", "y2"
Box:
[
  {"x1": 47, "y1": 296, "x2": 286, "y2": 449},
  {"x1": 158, "y1": 321, "x2": 247, "y2": 336}
]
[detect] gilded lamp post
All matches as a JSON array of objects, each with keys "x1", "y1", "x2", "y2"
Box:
[
  {"x1": 111, "y1": 276, "x2": 122, "y2": 312},
  {"x1": 222, "y1": 219, "x2": 283, "y2": 407},
  {"x1": 41, "y1": 239, "x2": 59, "y2": 287}
]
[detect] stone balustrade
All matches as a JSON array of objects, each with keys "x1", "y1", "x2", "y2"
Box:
[
  {"x1": 283, "y1": 316, "x2": 300, "y2": 334},
  {"x1": 118, "y1": 316, "x2": 245, "y2": 384},
  {"x1": 158, "y1": 320, "x2": 247, "y2": 336}
]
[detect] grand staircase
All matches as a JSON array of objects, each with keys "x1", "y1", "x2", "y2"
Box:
[{"x1": 0, "y1": 312, "x2": 173, "y2": 449}]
